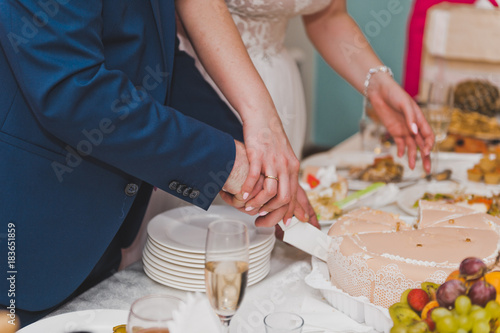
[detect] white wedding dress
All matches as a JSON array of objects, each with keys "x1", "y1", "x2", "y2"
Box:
[
  {"x1": 120, "y1": 0, "x2": 332, "y2": 268},
  {"x1": 178, "y1": 0, "x2": 332, "y2": 158}
]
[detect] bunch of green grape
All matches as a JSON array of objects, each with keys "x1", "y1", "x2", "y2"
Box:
[{"x1": 431, "y1": 295, "x2": 500, "y2": 333}]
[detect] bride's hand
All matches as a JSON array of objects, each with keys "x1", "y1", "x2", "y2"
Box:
[
  {"x1": 367, "y1": 74, "x2": 435, "y2": 173},
  {"x1": 239, "y1": 112, "x2": 299, "y2": 225}
]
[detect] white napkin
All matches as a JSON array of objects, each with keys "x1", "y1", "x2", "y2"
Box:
[
  {"x1": 300, "y1": 296, "x2": 373, "y2": 333},
  {"x1": 355, "y1": 183, "x2": 399, "y2": 209},
  {"x1": 168, "y1": 293, "x2": 221, "y2": 333}
]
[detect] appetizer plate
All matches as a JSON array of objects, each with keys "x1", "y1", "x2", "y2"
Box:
[
  {"x1": 302, "y1": 151, "x2": 422, "y2": 190},
  {"x1": 396, "y1": 180, "x2": 500, "y2": 216},
  {"x1": 18, "y1": 309, "x2": 128, "y2": 333}
]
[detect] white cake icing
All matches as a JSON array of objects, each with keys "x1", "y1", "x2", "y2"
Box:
[{"x1": 327, "y1": 203, "x2": 500, "y2": 308}]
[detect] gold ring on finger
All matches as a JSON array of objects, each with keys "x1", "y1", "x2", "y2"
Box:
[{"x1": 265, "y1": 175, "x2": 279, "y2": 182}]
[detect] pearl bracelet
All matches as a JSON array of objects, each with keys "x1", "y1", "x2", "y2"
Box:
[{"x1": 363, "y1": 65, "x2": 393, "y2": 97}]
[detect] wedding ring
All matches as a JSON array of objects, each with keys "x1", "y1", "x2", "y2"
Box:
[{"x1": 265, "y1": 175, "x2": 279, "y2": 182}]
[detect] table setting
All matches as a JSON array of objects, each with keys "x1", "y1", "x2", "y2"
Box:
[{"x1": 16, "y1": 102, "x2": 500, "y2": 333}]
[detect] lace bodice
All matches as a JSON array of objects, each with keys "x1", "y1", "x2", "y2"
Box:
[{"x1": 226, "y1": 0, "x2": 331, "y2": 58}]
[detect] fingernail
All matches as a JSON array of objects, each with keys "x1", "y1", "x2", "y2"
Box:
[
  {"x1": 245, "y1": 206, "x2": 254, "y2": 212},
  {"x1": 285, "y1": 218, "x2": 292, "y2": 226},
  {"x1": 305, "y1": 214, "x2": 310, "y2": 221},
  {"x1": 259, "y1": 211, "x2": 268, "y2": 216},
  {"x1": 243, "y1": 192, "x2": 249, "y2": 200},
  {"x1": 411, "y1": 123, "x2": 418, "y2": 135}
]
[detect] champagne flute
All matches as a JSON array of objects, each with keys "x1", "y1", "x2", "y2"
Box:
[
  {"x1": 423, "y1": 82, "x2": 454, "y2": 175},
  {"x1": 204, "y1": 219, "x2": 249, "y2": 332},
  {"x1": 127, "y1": 294, "x2": 182, "y2": 333}
]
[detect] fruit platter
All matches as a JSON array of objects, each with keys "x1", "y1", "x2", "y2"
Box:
[{"x1": 389, "y1": 256, "x2": 500, "y2": 333}]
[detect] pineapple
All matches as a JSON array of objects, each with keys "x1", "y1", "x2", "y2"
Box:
[{"x1": 454, "y1": 80, "x2": 500, "y2": 117}]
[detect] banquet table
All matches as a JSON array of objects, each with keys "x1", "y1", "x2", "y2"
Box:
[{"x1": 42, "y1": 133, "x2": 481, "y2": 332}]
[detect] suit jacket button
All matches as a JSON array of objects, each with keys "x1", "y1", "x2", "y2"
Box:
[
  {"x1": 169, "y1": 181, "x2": 179, "y2": 191},
  {"x1": 183, "y1": 187, "x2": 192, "y2": 197},
  {"x1": 189, "y1": 189, "x2": 200, "y2": 199},
  {"x1": 176, "y1": 184, "x2": 187, "y2": 194},
  {"x1": 125, "y1": 183, "x2": 139, "y2": 196}
]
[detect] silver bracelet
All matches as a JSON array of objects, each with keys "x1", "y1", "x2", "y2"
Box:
[{"x1": 364, "y1": 65, "x2": 393, "y2": 97}]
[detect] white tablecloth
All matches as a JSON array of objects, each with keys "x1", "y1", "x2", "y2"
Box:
[{"x1": 50, "y1": 133, "x2": 484, "y2": 332}]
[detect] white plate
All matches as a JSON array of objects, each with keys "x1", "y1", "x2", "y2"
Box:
[
  {"x1": 145, "y1": 244, "x2": 271, "y2": 277},
  {"x1": 18, "y1": 309, "x2": 128, "y2": 333},
  {"x1": 143, "y1": 253, "x2": 271, "y2": 285},
  {"x1": 147, "y1": 205, "x2": 274, "y2": 254},
  {"x1": 147, "y1": 235, "x2": 275, "y2": 262},
  {"x1": 148, "y1": 234, "x2": 275, "y2": 259},
  {"x1": 144, "y1": 261, "x2": 270, "y2": 291},
  {"x1": 396, "y1": 180, "x2": 500, "y2": 216},
  {"x1": 305, "y1": 257, "x2": 391, "y2": 333},
  {"x1": 302, "y1": 151, "x2": 423, "y2": 190}
]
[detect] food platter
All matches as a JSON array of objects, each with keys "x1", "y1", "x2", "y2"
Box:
[
  {"x1": 397, "y1": 180, "x2": 500, "y2": 216},
  {"x1": 18, "y1": 309, "x2": 128, "y2": 333}
]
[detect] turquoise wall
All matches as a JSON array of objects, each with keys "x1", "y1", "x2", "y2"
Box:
[{"x1": 312, "y1": 0, "x2": 412, "y2": 146}]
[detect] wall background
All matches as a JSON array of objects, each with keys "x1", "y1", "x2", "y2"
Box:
[{"x1": 285, "y1": 0, "x2": 413, "y2": 150}]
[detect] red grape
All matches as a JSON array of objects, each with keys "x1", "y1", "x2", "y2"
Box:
[
  {"x1": 436, "y1": 279, "x2": 467, "y2": 309},
  {"x1": 459, "y1": 257, "x2": 487, "y2": 280},
  {"x1": 468, "y1": 280, "x2": 496, "y2": 307}
]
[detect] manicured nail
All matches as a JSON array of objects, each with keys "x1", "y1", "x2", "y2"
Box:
[
  {"x1": 304, "y1": 214, "x2": 310, "y2": 221},
  {"x1": 259, "y1": 211, "x2": 268, "y2": 216},
  {"x1": 411, "y1": 123, "x2": 418, "y2": 135},
  {"x1": 243, "y1": 192, "x2": 249, "y2": 200},
  {"x1": 285, "y1": 218, "x2": 292, "y2": 226},
  {"x1": 245, "y1": 206, "x2": 254, "y2": 212}
]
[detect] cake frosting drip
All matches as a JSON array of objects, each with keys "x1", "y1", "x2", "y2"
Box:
[{"x1": 327, "y1": 202, "x2": 500, "y2": 308}]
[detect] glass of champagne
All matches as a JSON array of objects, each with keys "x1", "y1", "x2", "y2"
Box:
[
  {"x1": 423, "y1": 82, "x2": 454, "y2": 174},
  {"x1": 205, "y1": 219, "x2": 249, "y2": 332},
  {"x1": 127, "y1": 294, "x2": 182, "y2": 333},
  {"x1": 359, "y1": 97, "x2": 390, "y2": 154}
]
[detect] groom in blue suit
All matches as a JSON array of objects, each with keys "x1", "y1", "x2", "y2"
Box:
[{"x1": 0, "y1": 0, "x2": 246, "y2": 326}]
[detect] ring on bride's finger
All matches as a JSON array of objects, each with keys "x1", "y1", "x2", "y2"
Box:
[{"x1": 265, "y1": 175, "x2": 279, "y2": 182}]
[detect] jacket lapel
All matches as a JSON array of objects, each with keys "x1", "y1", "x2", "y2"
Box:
[
  {"x1": 149, "y1": 0, "x2": 176, "y2": 102},
  {"x1": 149, "y1": 0, "x2": 169, "y2": 75}
]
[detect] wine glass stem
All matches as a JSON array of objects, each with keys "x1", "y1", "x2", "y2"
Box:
[
  {"x1": 432, "y1": 141, "x2": 440, "y2": 175},
  {"x1": 220, "y1": 317, "x2": 231, "y2": 333}
]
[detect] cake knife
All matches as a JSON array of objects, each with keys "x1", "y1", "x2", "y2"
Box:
[
  {"x1": 278, "y1": 218, "x2": 332, "y2": 262},
  {"x1": 278, "y1": 182, "x2": 386, "y2": 261}
]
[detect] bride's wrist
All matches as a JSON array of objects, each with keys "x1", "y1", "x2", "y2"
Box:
[
  {"x1": 365, "y1": 68, "x2": 395, "y2": 101},
  {"x1": 364, "y1": 65, "x2": 393, "y2": 100}
]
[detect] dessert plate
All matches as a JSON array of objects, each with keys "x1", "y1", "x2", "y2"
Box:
[
  {"x1": 18, "y1": 309, "x2": 128, "y2": 333},
  {"x1": 147, "y1": 205, "x2": 274, "y2": 253}
]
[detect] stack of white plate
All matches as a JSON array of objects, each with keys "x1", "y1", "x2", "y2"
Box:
[{"x1": 143, "y1": 205, "x2": 275, "y2": 292}]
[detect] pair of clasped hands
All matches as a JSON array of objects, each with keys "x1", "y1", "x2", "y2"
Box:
[{"x1": 220, "y1": 77, "x2": 435, "y2": 235}]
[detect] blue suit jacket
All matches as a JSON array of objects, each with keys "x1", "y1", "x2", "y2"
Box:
[{"x1": 0, "y1": 0, "x2": 242, "y2": 311}]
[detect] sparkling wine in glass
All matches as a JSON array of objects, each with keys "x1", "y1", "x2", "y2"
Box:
[
  {"x1": 424, "y1": 82, "x2": 454, "y2": 174},
  {"x1": 204, "y1": 219, "x2": 249, "y2": 332},
  {"x1": 127, "y1": 294, "x2": 182, "y2": 333}
]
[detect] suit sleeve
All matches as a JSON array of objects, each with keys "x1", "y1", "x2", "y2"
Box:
[{"x1": 0, "y1": 0, "x2": 236, "y2": 209}]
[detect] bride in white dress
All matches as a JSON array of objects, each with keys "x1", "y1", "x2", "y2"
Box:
[
  {"x1": 177, "y1": 1, "x2": 335, "y2": 158},
  {"x1": 120, "y1": 0, "x2": 434, "y2": 268},
  {"x1": 177, "y1": 0, "x2": 434, "y2": 164}
]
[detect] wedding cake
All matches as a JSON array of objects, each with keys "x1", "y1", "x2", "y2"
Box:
[{"x1": 326, "y1": 202, "x2": 500, "y2": 308}]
